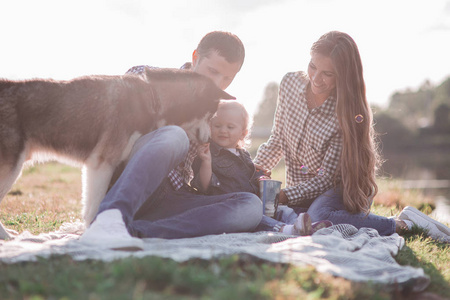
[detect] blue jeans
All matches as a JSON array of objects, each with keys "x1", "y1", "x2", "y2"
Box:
[
  {"x1": 306, "y1": 188, "x2": 396, "y2": 236},
  {"x1": 256, "y1": 188, "x2": 396, "y2": 236},
  {"x1": 97, "y1": 126, "x2": 262, "y2": 239},
  {"x1": 254, "y1": 206, "x2": 299, "y2": 232}
]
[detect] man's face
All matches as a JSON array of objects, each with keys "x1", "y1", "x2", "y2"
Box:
[{"x1": 191, "y1": 50, "x2": 241, "y2": 90}]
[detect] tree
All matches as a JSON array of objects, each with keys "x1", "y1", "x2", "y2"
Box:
[
  {"x1": 388, "y1": 80, "x2": 434, "y2": 130},
  {"x1": 433, "y1": 103, "x2": 450, "y2": 132},
  {"x1": 433, "y1": 77, "x2": 450, "y2": 111},
  {"x1": 252, "y1": 82, "x2": 279, "y2": 137},
  {"x1": 373, "y1": 111, "x2": 414, "y2": 152}
]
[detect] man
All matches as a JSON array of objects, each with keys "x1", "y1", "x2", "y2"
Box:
[{"x1": 80, "y1": 31, "x2": 262, "y2": 250}]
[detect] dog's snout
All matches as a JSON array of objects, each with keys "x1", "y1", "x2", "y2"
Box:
[{"x1": 196, "y1": 124, "x2": 211, "y2": 144}]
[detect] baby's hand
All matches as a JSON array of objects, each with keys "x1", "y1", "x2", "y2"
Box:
[{"x1": 197, "y1": 143, "x2": 211, "y2": 162}]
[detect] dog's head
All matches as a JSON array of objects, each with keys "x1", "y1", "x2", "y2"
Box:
[{"x1": 144, "y1": 68, "x2": 235, "y2": 143}]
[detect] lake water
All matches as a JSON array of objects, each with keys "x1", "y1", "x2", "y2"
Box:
[{"x1": 381, "y1": 151, "x2": 450, "y2": 223}]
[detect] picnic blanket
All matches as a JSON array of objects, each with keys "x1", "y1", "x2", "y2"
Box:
[{"x1": 0, "y1": 222, "x2": 430, "y2": 292}]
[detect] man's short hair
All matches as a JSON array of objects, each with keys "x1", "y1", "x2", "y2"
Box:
[{"x1": 196, "y1": 31, "x2": 245, "y2": 70}]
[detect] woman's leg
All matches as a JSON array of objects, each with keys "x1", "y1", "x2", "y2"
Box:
[
  {"x1": 128, "y1": 191, "x2": 263, "y2": 239},
  {"x1": 307, "y1": 188, "x2": 396, "y2": 236}
]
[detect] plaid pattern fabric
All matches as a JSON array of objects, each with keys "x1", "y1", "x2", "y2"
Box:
[
  {"x1": 126, "y1": 63, "x2": 196, "y2": 190},
  {"x1": 126, "y1": 65, "x2": 152, "y2": 74},
  {"x1": 254, "y1": 71, "x2": 342, "y2": 206},
  {"x1": 126, "y1": 63, "x2": 192, "y2": 75},
  {"x1": 166, "y1": 142, "x2": 198, "y2": 190}
]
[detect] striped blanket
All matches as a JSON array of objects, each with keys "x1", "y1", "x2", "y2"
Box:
[{"x1": 0, "y1": 222, "x2": 429, "y2": 292}]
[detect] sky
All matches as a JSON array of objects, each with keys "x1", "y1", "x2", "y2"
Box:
[{"x1": 1, "y1": 0, "x2": 449, "y2": 116}]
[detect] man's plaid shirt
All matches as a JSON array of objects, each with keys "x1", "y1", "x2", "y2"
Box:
[
  {"x1": 126, "y1": 63, "x2": 196, "y2": 190},
  {"x1": 254, "y1": 71, "x2": 342, "y2": 206}
]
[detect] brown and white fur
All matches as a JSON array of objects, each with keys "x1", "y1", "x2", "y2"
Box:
[{"x1": 0, "y1": 67, "x2": 234, "y2": 239}]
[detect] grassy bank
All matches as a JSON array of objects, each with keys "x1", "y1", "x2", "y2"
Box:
[{"x1": 0, "y1": 162, "x2": 449, "y2": 299}]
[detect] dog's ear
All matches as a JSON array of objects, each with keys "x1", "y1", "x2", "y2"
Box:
[
  {"x1": 219, "y1": 90, "x2": 236, "y2": 100},
  {"x1": 214, "y1": 88, "x2": 236, "y2": 100},
  {"x1": 205, "y1": 81, "x2": 236, "y2": 100}
]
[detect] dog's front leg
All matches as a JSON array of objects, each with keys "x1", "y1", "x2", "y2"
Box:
[
  {"x1": 81, "y1": 164, "x2": 116, "y2": 226},
  {"x1": 0, "y1": 223, "x2": 18, "y2": 240},
  {"x1": 0, "y1": 152, "x2": 27, "y2": 240}
]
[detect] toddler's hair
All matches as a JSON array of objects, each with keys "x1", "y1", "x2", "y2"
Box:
[{"x1": 215, "y1": 100, "x2": 252, "y2": 149}]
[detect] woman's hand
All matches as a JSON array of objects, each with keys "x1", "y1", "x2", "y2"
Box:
[{"x1": 254, "y1": 163, "x2": 272, "y2": 177}]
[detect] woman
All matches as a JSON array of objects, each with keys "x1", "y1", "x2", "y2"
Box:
[{"x1": 254, "y1": 31, "x2": 449, "y2": 240}]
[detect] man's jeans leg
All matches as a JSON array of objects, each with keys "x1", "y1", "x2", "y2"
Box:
[
  {"x1": 97, "y1": 126, "x2": 189, "y2": 224},
  {"x1": 128, "y1": 190, "x2": 263, "y2": 239}
]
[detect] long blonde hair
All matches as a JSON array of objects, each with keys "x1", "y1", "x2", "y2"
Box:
[{"x1": 311, "y1": 31, "x2": 381, "y2": 214}]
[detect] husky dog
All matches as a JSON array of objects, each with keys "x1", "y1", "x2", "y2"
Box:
[{"x1": 0, "y1": 68, "x2": 234, "y2": 239}]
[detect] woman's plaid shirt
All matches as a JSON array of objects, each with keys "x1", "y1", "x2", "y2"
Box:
[{"x1": 254, "y1": 71, "x2": 342, "y2": 206}]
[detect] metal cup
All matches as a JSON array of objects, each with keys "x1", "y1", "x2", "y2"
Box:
[{"x1": 259, "y1": 179, "x2": 282, "y2": 217}]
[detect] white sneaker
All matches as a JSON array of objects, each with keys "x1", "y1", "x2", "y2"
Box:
[
  {"x1": 292, "y1": 213, "x2": 313, "y2": 236},
  {"x1": 79, "y1": 209, "x2": 144, "y2": 251},
  {"x1": 291, "y1": 213, "x2": 333, "y2": 236},
  {"x1": 399, "y1": 206, "x2": 450, "y2": 243}
]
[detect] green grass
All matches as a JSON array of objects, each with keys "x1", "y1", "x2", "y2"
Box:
[
  {"x1": 0, "y1": 255, "x2": 394, "y2": 300},
  {"x1": 0, "y1": 162, "x2": 449, "y2": 299}
]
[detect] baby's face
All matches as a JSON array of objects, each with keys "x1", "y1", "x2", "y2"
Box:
[{"x1": 210, "y1": 108, "x2": 246, "y2": 149}]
